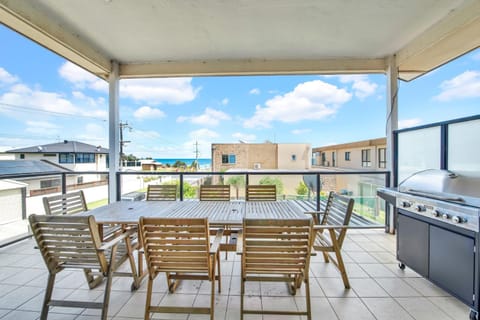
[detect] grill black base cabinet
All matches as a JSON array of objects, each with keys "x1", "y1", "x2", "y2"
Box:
[{"x1": 397, "y1": 209, "x2": 478, "y2": 320}]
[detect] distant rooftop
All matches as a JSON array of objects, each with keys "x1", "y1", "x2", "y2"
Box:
[
  {"x1": 6, "y1": 140, "x2": 109, "y2": 154},
  {"x1": 0, "y1": 160, "x2": 70, "y2": 178}
]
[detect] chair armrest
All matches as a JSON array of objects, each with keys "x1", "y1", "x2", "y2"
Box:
[
  {"x1": 98, "y1": 228, "x2": 135, "y2": 251},
  {"x1": 209, "y1": 229, "x2": 224, "y2": 254},
  {"x1": 305, "y1": 211, "x2": 324, "y2": 224},
  {"x1": 236, "y1": 230, "x2": 243, "y2": 255}
]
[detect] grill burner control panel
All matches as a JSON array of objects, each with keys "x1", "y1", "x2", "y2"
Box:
[{"x1": 396, "y1": 194, "x2": 479, "y2": 232}]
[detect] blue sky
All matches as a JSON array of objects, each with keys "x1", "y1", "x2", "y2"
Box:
[{"x1": 0, "y1": 25, "x2": 479, "y2": 159}]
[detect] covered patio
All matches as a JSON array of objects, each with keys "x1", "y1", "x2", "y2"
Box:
[{"x1": 1, "y1": 1, "x2": 479, "y2": 319}]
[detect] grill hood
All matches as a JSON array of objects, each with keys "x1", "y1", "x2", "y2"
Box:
[{"x1": 398, "y1": 169, "x2": 480, "y2": 207}]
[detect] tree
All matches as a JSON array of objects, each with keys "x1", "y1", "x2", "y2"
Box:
[
  {"x1": 295, "y1": 181, "x2": 308, "y2": 197},
  {"x1": 226, "y1": 175, "x2": 245, "y2": 199},
  {"x1": 182, "y1": 181, "x2": 197, "y2": 199},
  {"x1": 259, "y1": 176, "x2": 284, "y2": 195},
  {"x1": 172, "y1": 160, "x2": 187, "y2": 168}
]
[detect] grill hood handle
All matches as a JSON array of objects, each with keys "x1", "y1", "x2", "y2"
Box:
[{"x1": 406, "y1": 189, "x2": 465, "y2": 203}]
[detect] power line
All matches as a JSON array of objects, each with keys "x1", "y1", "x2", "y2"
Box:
[{"x1": 0, "y1": 102, "x2": 107, "y2": 121}]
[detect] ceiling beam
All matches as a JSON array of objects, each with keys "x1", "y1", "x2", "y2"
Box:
[
  {"x1": 397, "y1": 0, "x2": 480, "y2": 81},
  {"x1": 0, "y1": 1, "x2": 111, "y2": 79},
  {"x1": 119, "y1": 58, "x2": 387, "y2": 78}
]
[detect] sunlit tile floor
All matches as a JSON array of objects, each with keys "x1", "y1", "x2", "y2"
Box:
[{"x1": 0, "y1": 230, "x2": 470, "y2": 320}]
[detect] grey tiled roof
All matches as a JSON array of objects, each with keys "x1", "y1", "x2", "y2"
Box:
[
  {"x1": 0, "y1": 160, "x2": 69, "y2": 177},
  {"x1": 6, "y1": 140, "x2": 109, "y2": 154}
]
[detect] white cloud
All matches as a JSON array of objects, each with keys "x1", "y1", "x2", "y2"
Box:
[
  {"x1": 177, "y1": 107, "x2": 231, "y2": 126},
  {"x1": 243, "y1": 80, "x2": 351, "y2": 128},
  {"x1": 335, "y1": 75, "x2": 378, "y2": 99},
  {"x1": 189, "y1": 128, "x2": 219, "y2": 139},
  {"x1": 232, "y1": 132, "x2": 256, "y2": 142},
  {"x1": 398, "y1": 118, "x2": 422, "y2": 129},
  {"x1": 434, "y1": 71, "x2": 480, "y2": 101},
  {"x1": 59, "y1": 62, "x2": 200, "y2": 104},
  {"x1": 121, "y1": 78, "x2": 200, "y2": 104},
  {"x1": 133, "y1": 106, "x2": 166, "y2": 119},
  {"x1": 221, "y1": 98, "x2": 229, "y2": 105},
  {"x1": 249, "y1": 88, "x2": 260, "y2": 95},
  {"x1": 0, "y1": 67, "x2": 18, "y2": 85},
  {"x1": 75, "y1": 123, "x2": 108, "y2": 145},
  {"x1": 291, "y1": 129, "x2": 312, "y2": 135},
  {"x1": 59, "y1": 62, "x2": 107, "y2": 91},
  {"x1": 25, "y1": 121, "x2": 61, "y2": 135}
]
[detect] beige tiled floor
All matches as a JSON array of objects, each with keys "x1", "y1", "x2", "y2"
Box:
[{"x1": 0, "y1": 230, "x2": 471, "y2": 320}]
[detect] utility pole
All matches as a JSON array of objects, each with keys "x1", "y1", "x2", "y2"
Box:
[
  {"x1": 119, "y1": 121, "x2": 132, "y2": 167},
  {"x1": 193, "y1": 140, "x2": 200, "y2": 171}
]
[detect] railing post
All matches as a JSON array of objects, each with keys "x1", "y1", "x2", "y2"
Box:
[
  {"x1": 316, "y1": 173, "x2": 321, "y2": 211},
  {"x1": 61, "y1": 173, "x2": 67, "y2": 194},
  {"x1": 246, "y1": 173, "x2": 249, "y2": 186},
  {"x1": 179, "y1": 173, "x2": 184, "y2": 201},
  {"x1": 116, "y1": 172, "x2": 121, "y2": 201}
]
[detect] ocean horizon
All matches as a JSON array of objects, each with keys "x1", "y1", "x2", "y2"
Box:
[{"x1": 154, "y1": 158, "x2": 211, "y2": 168}]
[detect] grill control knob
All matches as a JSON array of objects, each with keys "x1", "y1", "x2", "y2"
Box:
[
  {"x1": 452, "y1": 216, "x2": 463, "y2": 224},
  {"x1": 416, "y1": 205, "x2": 426, "y2": 212},
  {"x1": 402, "y1": 201, "x2": 411, "y2": 208},
  {"x1": 432, "y1": 210, "x2": 441, "y2": 217},
  {"x1": 442, "y1": 213, "x2": 450, "y2": 220}
]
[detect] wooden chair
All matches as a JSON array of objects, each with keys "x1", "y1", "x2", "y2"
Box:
[
  {"x1": 29, "y1": 214, "x2": 133, "y2": 320},
  {"x1": 42, "y1": 190, "x2": 87, "y2": 215},
  {"x1": 246, "y1": 184, "x2": 276, "y2": 201},
  {"x1": 312, "y1": 193, "x2": 355, "y2": 289},
  {"x1": 139, "y1": 217, "x2": 223, "y2": 320},
  {"x1": 42, "y1": 192, "x2": 146, "y2": 291},
  {"x1": 146, "y1": 184, "x2": 177, "y2": 201},
  {"x1": 238, "y1": 218, "x2": 314, "y2": 320},
  {"x1": 199, "y1": 184, "x2": 230, "y2": 201},
  {"x1": 305, "y1": 191, "x2": 335, "y2": 224}
]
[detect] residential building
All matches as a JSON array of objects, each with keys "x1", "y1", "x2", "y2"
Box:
[
  {"x1": 5, "y1": 140, "x2": 109, "y2": 195},
  {"x1": 313, "y1": 138, "x2": 386, "y2": 170},
  {"x1": 211, "y1": 142, "x2": 311, "y2": 172}
]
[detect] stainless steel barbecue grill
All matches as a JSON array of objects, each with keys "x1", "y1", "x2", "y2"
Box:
[{"x1": 378, "y1": 169, "x2": 480, "y2": 320}]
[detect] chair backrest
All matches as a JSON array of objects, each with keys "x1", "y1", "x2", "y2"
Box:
[
  {"x1": 319, "y1": 191, "x2": 335, "y2": 224},
  {"x1": 146, "y1": 184, "x2": 177, "y2": 201},
  {"x1": 329, "y1": 193, "x2": 355, "y2": 247},
  {"x1": 242, "y1": 218, "x2": 313, "y2": 276},
  {"x1": 139, "y1": 217, "x2": 211, "y2": 276},
  {"x1": 246, "y1": 185, "x2": 276, "y2": 201},
  {"x1": 199, "y1": 185, "x2": 230, "y2": 201},
  {"x1": 43, "y1": 190, "x2": 88, "y2": 215},
  {"x1": 29, "y1": 214, "x2": 107, "y2": 273}
]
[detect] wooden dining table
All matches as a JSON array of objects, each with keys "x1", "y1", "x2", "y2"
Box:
[{"x1": 80, "y1": 200, "x2": 310, "y2": 226}]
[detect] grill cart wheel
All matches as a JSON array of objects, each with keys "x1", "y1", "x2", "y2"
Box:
[
  {"x1": 398, "y1": 263, "x2": 406, "y2": 270},
  {"x1": 470, "y1": 310, "x2": 478, "y2": 320}
]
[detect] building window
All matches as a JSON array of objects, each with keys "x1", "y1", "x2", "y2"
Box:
[
  {"x1": 291, "y1": 154, "x2": 296, "y2": 161},
  {"x1": 59, "y1": 153, "x2": 74, "y2": 163},
  {"x1": 43, "y1": 153, "x2": 56, "y2": 157},
  {"x1": 378, "y1": 148, "x2": 386, "y2": 168},
  {"x1": 361, "y1": 149, "x2": 371, "y2": 167},
  {"x1": 75, "y1": 153, "x2": 95, "y2": 163},
  {"x1": 40, "y1": 179, "x2": 61, "y2": 189},
  {"x1": 332, "y1": 152, "x2": 336, "y2": 167},
  {"x1": 20, "y1": 153, "x2": 25, "y2": 159},
  {"x1": 222, "y1": 154, "x2": 236, "y2": 164},
  {"x1": 345, "y1": 151, "x2": 350, "y2": 161},
  {"x1": 77, "y1": 176, "x2": 84, "y2": 184},
  {"x1": 321, "y1": 152, "x2": 326, "y2": 166}
]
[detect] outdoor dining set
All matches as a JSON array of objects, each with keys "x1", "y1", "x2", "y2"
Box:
[{"x1": 30, "y1": 184, "x2": 355, "y2": 320}]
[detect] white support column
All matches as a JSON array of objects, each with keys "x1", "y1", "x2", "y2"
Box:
[
  {"x1": 386, "y1": 55, "x2": 398, "y2": 233},
  {"x1": 108, "y1": 61, "x2": 120, "y2": 203}
]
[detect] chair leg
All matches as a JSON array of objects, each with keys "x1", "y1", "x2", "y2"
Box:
[
  {"x1": 101, "y1": 246, "x2": 118, "y2": 320},
  {"x1": 304, "y1": 275, "x2": 312, "y2": 320},
  {"x1": 322, "y1": 251, "x2": 330, "y2": 263},
  {"x1": 334, "y1": 249, "x2": 350, "y2": 289},
  {"x1": 144, "y1": 276, "x2": 154, "y2": 320},
  {"x1": 240, "y1": 276, "x2": 245, "y2": 320},
  {"x1": 216, "y1": 251, "x2": 221, "y2": 292},
  {"x1": 210, "y1": 261, "x2": 216, "y2": 320},
  {"x1": 40, "y1": 272, "x2": 56, "y2": 320}
]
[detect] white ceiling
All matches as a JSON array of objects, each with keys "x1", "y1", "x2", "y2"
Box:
[{"x1": 1, "y1": 0, "x2": 479, "y2": 81}]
